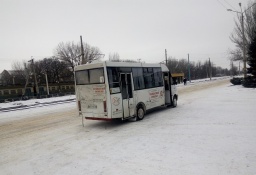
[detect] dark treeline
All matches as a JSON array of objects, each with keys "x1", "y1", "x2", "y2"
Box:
[
  {"x1": 1, "y1": 40, "x2": 101, "y2": 87},
  {"x1": 1, "y1": 57, "x2": 73, "y2": 87},
  {"x1": 1, "y1": 37, "x2": 238, "y2": 87},
  {"x1": 2, "y1": 57, "x2": 237, "y2": 87},
  {"x1": 166, "y1": 58, "x2": 235, "y2": 80},
  {"x1": 35, "y1": 57, "x2": 74, "y2": 85}
]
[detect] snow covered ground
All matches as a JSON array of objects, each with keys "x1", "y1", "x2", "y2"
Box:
[
  {"x1": 1, "y1": 78, "x2": 256, "y2": 175},
  {"x1": 0, "y1": 95, "x2": 76, "y2": 123}
]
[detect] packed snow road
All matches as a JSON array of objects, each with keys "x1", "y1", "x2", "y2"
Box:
[{"x1": 1, "y1": 78, "x2": 256, "y2": 175}]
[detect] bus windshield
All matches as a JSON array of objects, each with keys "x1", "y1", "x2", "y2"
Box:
[{"x1": 75, "y1": 68, "x2": 104, "y2": 85}]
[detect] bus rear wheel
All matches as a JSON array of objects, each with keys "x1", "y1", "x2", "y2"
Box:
[
  {"x1": 172, "y1": 97, "x2": 177, "y2": 107},
  {"x1": 137, "y1": 107, "x2": 145, "y2": 120}
]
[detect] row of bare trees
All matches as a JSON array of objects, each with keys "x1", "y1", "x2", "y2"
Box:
[
  {"x1": 167, "y1": 58, "x2": 234, "y2": 80},
  {"x1": 1, "y1": 41, "x2": 102, "y2": 86},
  {"x1": 7, "y1": 57, "x2": 73, "y2": 86},
  {"x1": 1, "y1": 37, "x2": 237, "y2": 87},
  {"x1": 107, "y1": 55, "x2": 234, "y2": 79}
]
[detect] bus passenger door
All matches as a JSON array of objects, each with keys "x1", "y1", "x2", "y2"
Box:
[
  {"x1": 164, "y1": 72, "x2": 171, "y2": 104},
  {"x1": 120, "y1": 73, "x2": 134, "y2": 119}
]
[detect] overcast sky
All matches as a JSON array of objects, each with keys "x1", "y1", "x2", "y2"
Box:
[{"x1": 0, "y1": 0, "x2": 252, "y2": 72}]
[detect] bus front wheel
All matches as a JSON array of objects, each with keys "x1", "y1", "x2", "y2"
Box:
[{"x1": 137, "y1": 107, "x2": 145, "y2": 120}]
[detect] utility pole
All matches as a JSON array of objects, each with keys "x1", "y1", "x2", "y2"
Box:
[
  {"x1": 188, "y1": 54, "x2": 191, "y2": 82},
  {"x1": 80, "y1": 35, "x2": 85, "y2": 64},
  {"x1": 33, "y1": 58, "x2": 39, "y2": 96},
  {"x1": 209, "y1": 58, "x2": 212, "y2": 80},
  {"x1": 230, "y1": 60, "x2": 234, "y2": 77},
  {"x1": 239, "y1": 61, "x2": 241, "y2": 75},
  {"x1": 227, "y1": 3, "x2": 256, "y2": 78},
  {"x1": 23, "y1": 66, "x2": 29, "y2": 96},
  {"x1": 165, "y1": 49, "x2": 168, "y2": 65},
  {"x1": 239, "y1": 3, "x2": 247, "y2": 78},
  {"x1": 45, "y1": 73, "x2": 49, "y2": 95},
  {"x1": 29, "y1": 57, "x2": 39, "y2": 96},
  {"x1": 12, "y1": 76, "x2": 15, "y2": 85}
]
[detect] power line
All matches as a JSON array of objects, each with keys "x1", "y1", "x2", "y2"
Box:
[
  {"x1": 189, "y1": 52, "x2": 228, "y2": 56},
  {"x1": 0, "y1": 55, "x2": 53, "y2": 59},
  {"x1": 222, "y1": 0, "x2": 237, "y2": 11},
  {"x1": 216, "y1": 0, "x2": 228, "y2": 9}
]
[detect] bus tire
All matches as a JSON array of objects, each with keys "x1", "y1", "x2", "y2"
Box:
[
  {"x1": 172, "y1": 96, "x2": 177, "y2": 108},
  {"x1": 137, "y1": 106, "x2": 145, "y2": 121}
]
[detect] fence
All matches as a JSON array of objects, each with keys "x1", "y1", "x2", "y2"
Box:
[{"x1": 0, "y1": 84, "x2": 75, "y2": 103}]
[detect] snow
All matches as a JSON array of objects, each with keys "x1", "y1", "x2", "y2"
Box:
[
  {"x1": 0, "y1": 95, "x2": 76, "y2": 123},
  {"x1": 1, "y1": 78, "x2": 256, "y2": 175},
  {"x1": 0, "y1": 95, "x2": 75, "y2": 108}
]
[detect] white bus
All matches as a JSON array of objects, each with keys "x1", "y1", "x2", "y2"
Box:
[{"x1": 74, "y1": 61, "x2": 178, "y2": 124}]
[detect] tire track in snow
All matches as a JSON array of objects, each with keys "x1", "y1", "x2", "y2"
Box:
[
  {"x1": 178, "y1": 78, "x2": 230, "y2": 95},
  {"x1": 0, "y1": 99, "x2": 76, "y2": 113}
]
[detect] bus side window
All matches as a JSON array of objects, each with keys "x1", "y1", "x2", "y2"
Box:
[
  {"x1": 143, "y1": 68, "x2": 154, "y2": 89},
  {"x1": 119, "y1": 67, "x2": 132, "y2": 73},
  {"x1": 107, "y1": 68, "x2": 120, "y2": 93},
  {"x1": 171, "y1": 77, "x2": 177, "y2": 85},
  {"x1": 132, "y1": 68, "x2": 145, "y2": 90},
  {"x1": 127, "y1": 74, "x2": 133, "y2": 98},
  {"x1": 153, "y1": 68, "x2": 163, "y2": 87},
  {"x1": 164, "y1": 75, "x2": 170, "y2": 90},
  {"x1": 120, "y1": 74, "x2": 127, "y2": 99}
]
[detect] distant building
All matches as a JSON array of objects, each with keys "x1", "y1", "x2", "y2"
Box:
[
  {"x1": 0, "y1": 69, "x2": 27, "y2": 86},
  {"x1": 171, "y1": 73, "x2": 184, "y2": 84},
  {"x1": 0, "y1": 72, "x2": 2, "y2": 85},
  {"x1": 0, "y1": 70, "x2": 13, "y2": 86}
]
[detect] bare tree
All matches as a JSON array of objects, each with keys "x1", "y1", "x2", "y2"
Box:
[
  {"x1": 122, "y1": 59, "x2": 138, "y2": 63},
  {"x1": 11, "y1": 60, "x2": 29, "y2": 85},
  {"x1": 109, "y1": 52, "x2": 121, "y2": 62},
  {"x1": 84, "y1": 43, "x2": 102, "y2": 63},
  {"x1": 55, "y1": 41, "x2": 102, "y2": 71},
  {"x1": 229, "y1": 1, "x2": 256, "y2": 61},
  {"x1": 0, "y1": 70, "x2": 12, "y2": 85},
  {"x1": 36, "y1": 57, "x2": 73, "y2": 85},
  {"x1": 228, "y1": 48, "x2": 243, "y2": 61}
]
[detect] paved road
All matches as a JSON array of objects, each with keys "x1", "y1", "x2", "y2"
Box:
[{"x1": 1, "y1": 78, "x2": 240, "y2": 175}]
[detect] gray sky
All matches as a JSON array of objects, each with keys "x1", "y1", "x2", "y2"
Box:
[{"x1": 0, "y1": 0, "x2": 252, "y2": 72}]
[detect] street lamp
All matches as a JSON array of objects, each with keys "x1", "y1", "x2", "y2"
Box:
[
  {"x1": 12, "y1": 76, "x2": 15, "y2": 85},
  {"x1": 28, "y1": 57, "x2": 39, "y2": 96},
  {"x1": 227, "y1": 3, "x2": 256, "y2": 79},
  {"x1": 44, "y1": 72, "x2": 49, "y2": 95}
]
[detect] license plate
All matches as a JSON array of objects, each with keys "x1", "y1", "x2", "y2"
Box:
[{"x1": 88, "y1": 104, "x2": 97, "y2": 109}]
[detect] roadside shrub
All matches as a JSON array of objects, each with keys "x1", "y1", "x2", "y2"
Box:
[
  {"x1": 230, "y1": 77, "x2": 242, "y2": 85},
  {"x1": 242, "y1": 76, "x2": 256, "y2": 88}
]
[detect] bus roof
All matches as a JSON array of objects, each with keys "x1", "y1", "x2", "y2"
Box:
[{"x1": 74, "y1": 61, "x2": 169, "y2": 72}]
